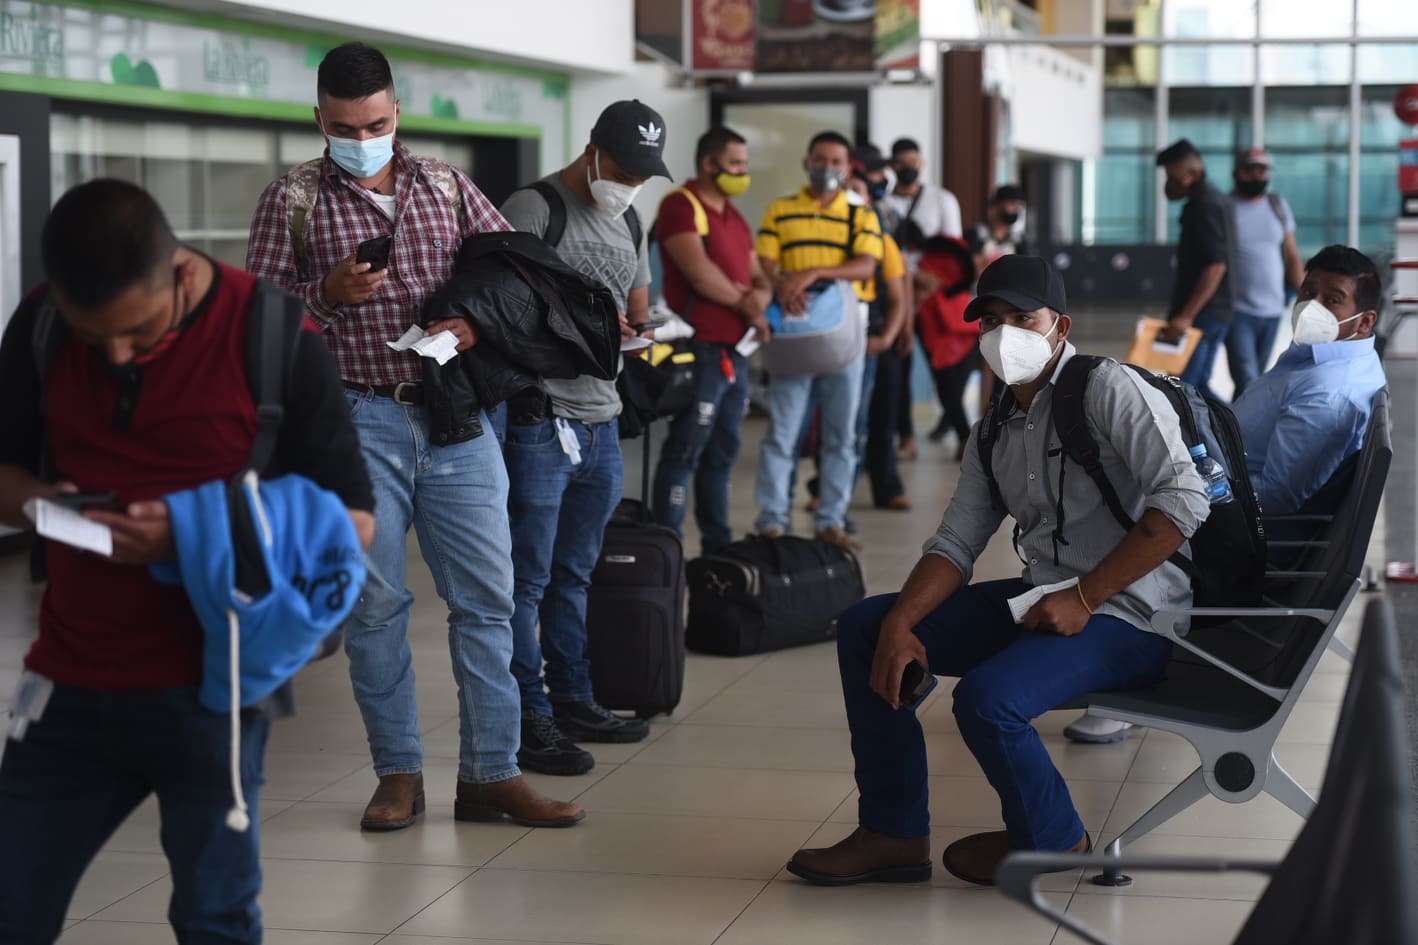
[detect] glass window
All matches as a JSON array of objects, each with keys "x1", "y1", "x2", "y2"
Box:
[{"x1": 53, "y1": 111, "x2": 483, "y2": 270}]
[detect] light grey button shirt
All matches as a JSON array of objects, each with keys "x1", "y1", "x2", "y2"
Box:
[{"x1": 924, "y1": 344, "x2": 1212, "y2": 634}]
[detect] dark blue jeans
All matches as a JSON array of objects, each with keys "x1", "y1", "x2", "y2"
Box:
[
  {"x1": 0, "y1": 684, "x2": 270, "y2": 944},
  {"x1": 1225, "y1": 310, "x2": 1282, "y2": 397},
  {"x1": 837, "y1": 581, "x2": 1172, "y2": 849},
  {"x1": 1178, "y1": 314, "x2": 1232, "y2": 401},
  {"x1": 505, "y1": 417, "x2": 624, "y2": 715},
  {"x1": 651, "y1": 342, "x2": 749, "y2": 555}
]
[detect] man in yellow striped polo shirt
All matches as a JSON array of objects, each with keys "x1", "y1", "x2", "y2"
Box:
[{"x1": 754, "y1": 131, "x2": 883, "y2": 549}]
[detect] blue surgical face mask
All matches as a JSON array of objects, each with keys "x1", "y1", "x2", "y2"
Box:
[{"x1": 322, "y1": 119, "x2": 396, "y2": 179}]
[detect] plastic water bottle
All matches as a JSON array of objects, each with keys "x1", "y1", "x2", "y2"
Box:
[{"x1": 1190, "y1": 444, "x2": 1234, "y2": 505}]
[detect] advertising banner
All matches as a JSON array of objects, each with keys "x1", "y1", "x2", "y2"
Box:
[
  {"x1": 691, "y1": 0, "x2": 755, "y2": 72},
  {"x1": 874, "y1": 0, "x2": 919, "y2": 70},
  {"x1": 756, "y1": 0, "x2": 875, "y2": 73}
]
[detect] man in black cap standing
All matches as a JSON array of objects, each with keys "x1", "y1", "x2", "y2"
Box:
[
  {"x1": 786, "y1": 255, "x2": 1210, "y2": 888},
  {"x1": 497, "y1": 101, "x2": 668, "y2": 777}
]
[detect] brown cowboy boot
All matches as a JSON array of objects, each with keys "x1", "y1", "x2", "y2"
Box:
[
  {"x1": 454, "y1": 775, "x2": 585, "y2": 828},
  {"x1": 360, "y1": 773, "x2": 425, "y2": 831},
  {"x1": 787, "y1": 826, "x2": 932, "y2": 886}
]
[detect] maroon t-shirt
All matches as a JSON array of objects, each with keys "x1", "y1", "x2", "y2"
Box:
[
  {"x1": 656, "y1": 181, "x2": 755, "y2": 346},
  {"x1": 0, "y1": 262, "x2": 372, "y2": 690}
]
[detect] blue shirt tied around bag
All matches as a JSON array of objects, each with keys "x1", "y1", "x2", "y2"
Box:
[
  {"x1": 1232, "y1": 337, "x2": 1386, "y2": 514},
  {"x1": 151, "y1": 472, "x2": 366, "y2": 831}
]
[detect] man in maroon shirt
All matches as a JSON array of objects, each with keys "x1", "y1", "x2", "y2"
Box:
[
  {"x1": 247, "y1": 42, "x2": 582, "y2": 832},
  {"x1": 0, "y1": 179, "x2": 374, "y2": 944},
  {"x1": 650, "y1": 126, "x2": 773, "y2": 553}
]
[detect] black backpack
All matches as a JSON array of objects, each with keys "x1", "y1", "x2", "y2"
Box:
[
  {"x1": 523, "y1": 179, "x2": 643, "y2": 251},
  {"x1": 978, "y1": 355, "x2": 1267, "y2": 612}
]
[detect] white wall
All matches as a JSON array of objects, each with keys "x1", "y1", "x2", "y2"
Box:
[
  {"x1": 192, "y1": 0, "x2": 636, "y2": 76},
  {"x1": 1006, "y1": 46, "x2": 1102, "y2": 162},
  {"x1": 869, "y1": 85, "x2": 937, "y2": 180},
  {"x1": 567, "y1": 62, "x2": 709, "y2": 204}
]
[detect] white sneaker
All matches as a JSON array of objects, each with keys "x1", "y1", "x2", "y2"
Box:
[{"x1": 1063, "y1": 714, "x2": 1135, "y2": 744}]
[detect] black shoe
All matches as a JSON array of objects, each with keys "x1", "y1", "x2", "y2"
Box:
[
  {"x1": 927, "y1": 421, "x2": 950, "y2": 443},
  {"x1": 553, "y1": 701, "x2": 651, "y2": 744},
  {"x1": 518, "y1": 711, "x2": 595, "y2": 776}
]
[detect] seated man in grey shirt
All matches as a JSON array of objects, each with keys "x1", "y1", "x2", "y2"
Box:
[{"x1": 786, "y1": 255, "x2": 1210, "y2": 888}]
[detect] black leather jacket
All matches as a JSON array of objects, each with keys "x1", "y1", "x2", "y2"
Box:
[{"x1": 421, "y1": 231, "x2": 620, "y2": 439}]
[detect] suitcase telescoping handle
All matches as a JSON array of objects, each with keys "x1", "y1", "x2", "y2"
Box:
[{"x1": 640, "y1": 419, "x2": 652, "y2": 507}]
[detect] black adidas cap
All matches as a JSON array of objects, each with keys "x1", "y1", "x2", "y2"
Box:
[
  {"x1": 591, "y1": 100, "x2": 671, "y2": 180},
  {"x1": 964, "y1": 255, "x2": 1068, "y2": 323}
]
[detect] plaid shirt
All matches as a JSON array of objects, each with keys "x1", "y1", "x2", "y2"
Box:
[{"x1": 246, "y1": 142, "x2": 509, "y2": 386}]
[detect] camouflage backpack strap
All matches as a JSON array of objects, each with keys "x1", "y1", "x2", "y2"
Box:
[
  {"x1": 285, "y1": 158, "x2": 325, "y2": 283},
  {"x1": 419, "y1": 159, "x2": 467, "y2": 224}
]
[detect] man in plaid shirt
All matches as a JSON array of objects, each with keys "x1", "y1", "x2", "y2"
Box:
[{"x1": 247, "y1": 42, "x2": 583, "y2": 833}]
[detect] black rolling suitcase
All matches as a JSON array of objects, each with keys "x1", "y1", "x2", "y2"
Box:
[
  {"x1": 585, "y1": 426, "x2": 686, "y2": 717},
  {"x1": 686, "y1": 535, "x2": 866, "y2": 656}
]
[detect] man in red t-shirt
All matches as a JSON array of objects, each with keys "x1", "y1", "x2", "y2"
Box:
[
  {"x1": 650, "y1": 127, "x2": 773, "y2": 553},
  {"x1": 0, "y1": 180, "x2": 374, "y2": 944}
]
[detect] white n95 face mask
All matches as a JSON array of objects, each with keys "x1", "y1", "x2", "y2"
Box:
[
  {"x1": 980, "y1": 318, "x2": 1060, "y2": 386},
  {"x1": 1290, "y1": 298, "x2": 1360, "y2": 346},
  {"x1": 587, "y1": 149, "x2": 643, "y2": 219}
]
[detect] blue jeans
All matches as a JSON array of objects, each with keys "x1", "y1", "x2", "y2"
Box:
[
  {"x1": 0, "y1": 685, "x2": 270, "y2": 944},
  {"x1": 1225, "y1": 310, "x2": 1282, "y2": 397},
  {"x1": 505, "y1": 417, "x2": 624, "y2": 716},
  {"x1": 1178, "y1": 314, "x2": 1231, "y2": 401},
  {"x1": 837, "y1": 581, "x2": 1172, "y2": 847},
  {"x1": 652, "y1": 342, "x2": 749, "y2": 555},
  {"x1": 343, "y1": 392, "x2": 519, "y2": 784},
  {"x1": 756, "y1": 357, "x2": 865, "y2": 533},
  {"x1": 790, "y1": 353, "x2": 877, "y2": 501}
]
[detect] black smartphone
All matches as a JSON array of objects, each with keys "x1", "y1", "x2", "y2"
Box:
[
  {"x1": 898, "y1": 659, "x2": 937, "y2": 711},
  {"x1": 356, "y1": 235, "x2": 393, "y2": 272},
  {"x1": 634, "y1": 318, "x2": 670, "y2": 335},
  {"x1": 53, "y1": 491, "x2": 122, "y2": 513}
]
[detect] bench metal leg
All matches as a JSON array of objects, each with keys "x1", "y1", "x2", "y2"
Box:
[
  {"x1": 1091, "y1": 767, "x2": 1209, "y2": 887},
  {"x1": 1264, "y1": 759, "x2": 1316, "y2": 819},
  {"x1": 1327, "y1": 636, "x2": 1356, "y2": 664}
]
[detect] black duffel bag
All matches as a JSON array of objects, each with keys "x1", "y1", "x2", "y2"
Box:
[{"x1": 686, "y1": 536, "x2": 866, "y2": 657}]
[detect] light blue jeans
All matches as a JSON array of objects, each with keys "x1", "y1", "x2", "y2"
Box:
[
  {"x1": 343, "y1": 391, "x2": 520, "y2": 785},
  {"x1": 755, "y1": 356, "x2": 865, "y2": 533}
]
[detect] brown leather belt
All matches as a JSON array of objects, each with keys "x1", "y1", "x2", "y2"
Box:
[{"x1": 343, "y1": 380, "x2": 425, "y2": 406}]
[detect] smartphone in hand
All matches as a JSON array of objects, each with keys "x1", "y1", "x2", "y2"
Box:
[
  {"x1": 898, "y1": 659, "x2": 937, "y2": 711},
  {"x1": 634, "y1": 318, "x2": 670, "y2": 335},
  {"x1": 53, "y1": 491, "x2": 122, "y2": 513},
  {"x1": 356, "y1": 235, "x2": 393, "y2": 272}
]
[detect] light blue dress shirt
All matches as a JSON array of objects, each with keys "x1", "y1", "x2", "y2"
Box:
[{"x1": 1232, "y1": 337, "x2": 1385, "y2": 514}]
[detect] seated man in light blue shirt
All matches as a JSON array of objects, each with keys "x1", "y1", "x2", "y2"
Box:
[
  {"x1": 1233, "y1": 244, "x2": 1386, "y2": 515},
  {"x1": 1064, "y1": 245, "x2": 1384, "y2": 747}
]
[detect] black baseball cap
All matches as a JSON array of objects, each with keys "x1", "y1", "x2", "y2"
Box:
[
  {"x1": 963, "y1": 255, "x2": 1068, "y2": 323},
  {"x1": 851, "y1": 144, "x2": 890, "y2": 174},
  {"x1": 591, "y1": 100, "x2": 671, "y2": 180}
]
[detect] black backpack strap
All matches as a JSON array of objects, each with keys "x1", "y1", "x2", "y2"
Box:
[
  {"x1": 528, "y1": 180, "x2": 567, "y2": 248},
  {"x1": 1052, "y1": 356, "x2": 1136, "y2": 538},
  {"x1": 244, "y1": 281, "x2": 306, "y2": 476},
  {"x1": 977, "y1": 389, "x2": 1012, "y2": 513},
  {"x1": 28, "y1": 292, "x2": 68, "y2": 583},
  {"x1": 625, "y1": 205, "x2": 643, "y2": 252}
]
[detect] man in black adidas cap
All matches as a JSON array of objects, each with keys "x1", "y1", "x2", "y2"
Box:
[
  {"x1": 497, "y1": 100, "x2": 669, "y2": 778},
  {"x1": 787, "y1": 254, "x2": 1209, "y2": 888}
]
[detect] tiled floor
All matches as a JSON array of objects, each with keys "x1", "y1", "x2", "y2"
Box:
[{"x1": 0, "y1": 397, "x2": 1371, "y2": 945}]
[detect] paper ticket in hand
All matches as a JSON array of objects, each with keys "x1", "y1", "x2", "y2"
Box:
[
  {"x1": 735, "y1": 329, "x2": 761, "y2": 358},
  {"x1": 1007, "y1": 578, "x2": 1081, "y2": 624},
  {"x1": 386, "y1": 325, "x2": 460, "y2": 365},
  {"x1": 620, "y1": 335, "x2": 653, "y2": 352},
  {"x1": 22, "y1": 498, "x2": 113, "y2": 557}
]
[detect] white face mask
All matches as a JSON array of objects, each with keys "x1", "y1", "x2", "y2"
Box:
[
  {"x1": 980, "y1": 317, "x2": 1061, "y2": 386},
  {"x1": 1290, "y1": 298, "x2": 1362, "y2": 346},
  {"x1": 586, "y1": 149, "x2": 643, "y2": 219}
]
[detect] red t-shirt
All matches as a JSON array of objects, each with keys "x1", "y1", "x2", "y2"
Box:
[
  {"x1": 0, "y1": 263, "x2": 372, "y2": 690},
  {"x1": 656, "y1": 181, "x2": 754, "y2": 345}
]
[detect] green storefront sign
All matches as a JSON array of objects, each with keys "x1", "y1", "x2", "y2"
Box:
[{"x1": 0, "y1": 0, "x2": 569, "y2": 158}]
